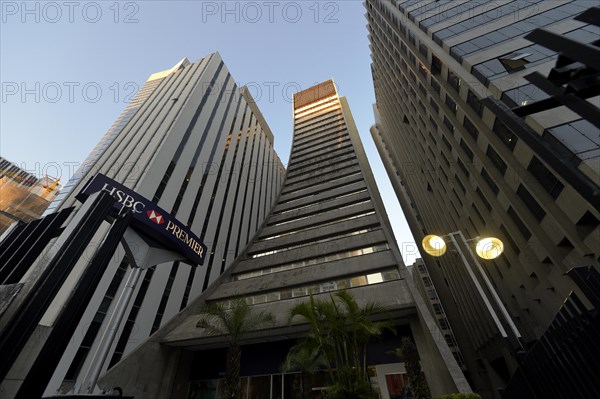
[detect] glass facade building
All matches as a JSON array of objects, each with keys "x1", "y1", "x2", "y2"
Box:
[
  {"x1": 10, "y1": 53, "x2": 288, "y2": 396},
  {"x1": 366, "y1": 0, "x2": 599, "y2": 395}
]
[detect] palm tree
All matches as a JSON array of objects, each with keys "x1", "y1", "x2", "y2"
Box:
[
  {"x1": 196, "y1": 297, "x2": 275, "y2": 399},
  {"x1": 281, "y1": 344, "x2": 327, "y2": 399},
  {"x1": 288, "y1": 290, "x2": 393, "y2": 399}
]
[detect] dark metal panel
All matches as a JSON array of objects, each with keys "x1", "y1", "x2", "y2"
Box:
[
  {"x1": 15, "y1": 211, "x2": 133, "y2": 399},
  {"x1": 2, "y1": 208, "x2": 73, "y2": 284},
  {"x1": 525, "y1": 29, "x2": 600, "y2": 72},
  {"x1": 0, "y1": 192, "x2": 114, "y2": 382}
]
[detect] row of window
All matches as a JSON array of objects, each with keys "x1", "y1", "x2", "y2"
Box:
[
  {"x1": 235, "y1": 244, "x2": 389, "y2": 281},
  {"x1": 221, "y1": 269, "x2": 401, "y2": 308}
]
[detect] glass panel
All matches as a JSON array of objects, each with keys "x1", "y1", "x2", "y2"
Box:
[{"x1": 247, "y1": 375, "x2": 271, "y2": 399}]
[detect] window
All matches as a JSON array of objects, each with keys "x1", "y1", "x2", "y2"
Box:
[
  {"x1": 447, "y1": 70, "x2": 460, "y2": 92},
  {"x1": 439, "y1": 318, "x2": 450, "y2": 330},
  {"x1": 500, "y1": 224, "x2": 520, "y2": 255},
  {"x1": 442, "y1": 135, "x2": 452, "y2": 150},
  {"x1": 431, "y1": 79, "x2": 440, "y2": 95},
  {"x1": 467, "y1": 89, "x2": 483, "y2": 115},
  {"x1": 460, "y1": 139, "x2": 474, "y2": 160},
  {"x1": 476, "y1": 187, "x2": 491, "y2": 211},
  {"x1": 499, "y1": 52, "x2": 531, "y2": 72},
  {"x1": 419, "y1": 42, "x2": 428, "y2": 57},
  {"x1": 457, "y1": 158, "x2": 470, "y2": 177},
  {"x1": 493, "y1": 119, "x2": 517, "y2": 151},
  {"x1": 445, "y1": 95, "x2": 457, "y2": 114},
  {"x1": 481, "y1": 168, "x2": 499, "y2": 195},
  {"x1": 508, "y1": 206, "x2": 532, "y2": 240},
  {"x1": 429, "y1": 98, "x2": 439, "y2": 114},
  {"x1": 463, "y1": 117, "x2": 478, "y2": 140},
  {"x1": 527, "y1": 156, "x2": 564, "y2": 199},
  {"x1": 517, "y1": 184, "x2": 546, "y2": 221},
  {"x1": 455, "y1": 176, "x2": 466, "y2": 194},
  {"x1": 431, "y1": 55, "x2": 442, "y2": 75},
  {"x1": 433, "y1": 303, "x2": 443, "y2": 315},
  {"x1": 418, "y1": 62, "x2": 428, "y2": 78},
  {"x1": 486, "y1": 146, "x2": 507, "y2": 175},
  {"x1": 409, "y1": 52, "x2": 416, "y2": 65},
  {"x1": 443, "y1": 116, "x2": 454, "y2": 133}
]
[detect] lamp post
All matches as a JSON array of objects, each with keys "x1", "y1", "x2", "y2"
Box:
[{"x1": 421, "y1": 231, "x2": 524, "y2": 350}]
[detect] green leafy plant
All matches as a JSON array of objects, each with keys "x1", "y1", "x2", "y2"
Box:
[
  {"x1": 196, "y1": 298, "x2": 274, "y2": 399},
  {"x1": 286, "y1": 290, "x2": 393, "y2": 399}
]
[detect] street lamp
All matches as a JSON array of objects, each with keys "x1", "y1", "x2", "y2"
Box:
[{"x1": 421, "y1": 231, "x2": 523, "y2": 349}]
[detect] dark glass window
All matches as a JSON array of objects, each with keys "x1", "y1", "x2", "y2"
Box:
[
  {"x1": 463, "y1": 117, "x2": 478, "y2": 140},
  {"x1": 508, "y1": 206, "x2": 532, "y2": 240},
  {"x1": 443, "y1": 116, "x2": 454, "y2": 133},
  {"x1": 419, "y1": 43, "x2": 428, "y2": 57},
  {"x1": 419, "y1": 62, "x2": 428, "y2": 78},
  {"x1": 517, "y1": 184, "x2": 546, "y2": 221},
  {"x1": 457, "y1": 158, "x2": 470, "y2": 178},
  {"x1": 455, "y1": 176, "x2": 466, "y2": 194},
  {"x1": 447, "y1": 70, "x2": 460, "y2": 92},
  {"x1": 476, "y1": 187, "x2": 491, "y2": 211},
  {"x1": 431, "y1": 55, "x2": 442, "y2": 75},
  {"x1": 445, "y1": 95, "x2": 457, "y2": 114},
  {"x1": 442, "y1": 135, "x2": 452, "y2": 150},
  {"x1": 429, "y1": 98, "x2": 439, "y2": 114},
  {"x1": 429, "y1": 116, "x2": 438, "y2": 131},
  {"x1": 500, "y1": 224, "x2": 520, "y2": 255},
  {"x1": 486, "y1": 146, "x2": 507, "y2": 175},
  {"x1": 467, "y1": 89, "x2": 483, "y2": 115},
  {"x1": 409, "y1": 52, "x2": 416, "y2": 65},
  {"x1": 431, "y1": 79, "x2": 441, "y2": 95},
  {"x1": 481, "y1": 168, "x2": 499, "y2": 195},
  {"x1": 439, "y1": 318, "x2": 450, "y2": 330},
  {"x1": 527, "y1": 156, "x2": 564, "y2": 199},
  {"x1": 460, "y1": 139, "x2": 474, "y2": 160},
  {"x1": 493, "y1": 119, "x2": 517, "y2": 150}
]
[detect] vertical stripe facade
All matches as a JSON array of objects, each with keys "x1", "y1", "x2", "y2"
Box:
[{"x1": 45, "y1": 54, "x2": 285, "y2": 395}]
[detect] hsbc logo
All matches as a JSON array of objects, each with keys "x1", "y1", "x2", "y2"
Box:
[
  {"x1": 147, "y1": 210, "x2": 165, "y2": 225},
  {"x1": 78, "y1": 174, "x2": 207, "y2": 265},
  {"x1": 101, "y1": 183, "x2": 146, "y2": 214}
]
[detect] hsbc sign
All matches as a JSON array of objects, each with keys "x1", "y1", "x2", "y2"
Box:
[{"x1": 76, "y1": 174, "x2": 206, "y2": 265}]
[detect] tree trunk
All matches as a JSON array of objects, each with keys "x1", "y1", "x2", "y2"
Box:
[{"x1": 225, "y1": 344, "x2": 242, "y2": 399}]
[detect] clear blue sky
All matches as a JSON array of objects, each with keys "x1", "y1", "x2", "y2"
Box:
[{"x1": 0, "y1": 1, "x2": 420, "y2": 263}]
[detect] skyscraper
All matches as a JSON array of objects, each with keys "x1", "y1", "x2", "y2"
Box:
[
  {"x1": 0, "y1": 156, "x2": 61, "y2": 234},
  {"x1": 0, "y1": 53, "x2": 286, "y2": 397},
  {"x1": 97, "y1": 80, "x2": 470, "y2": 399},
  {"x1": 366, "y1": 0, "x2": 599, "y2": 394}
]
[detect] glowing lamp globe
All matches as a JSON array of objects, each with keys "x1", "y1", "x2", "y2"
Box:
[
  {"x1": 422, "y1": 235, "x2": 447, "y2": 257},
  {"x1": 475, "y1": 237, "x2": 504, "y2": 260}
]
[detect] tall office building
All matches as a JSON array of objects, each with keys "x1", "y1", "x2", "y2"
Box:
[
  {"x1": 0, "y1": 156, "x2": 61, "y2": 234},
  {"x1": 0, "y1": 53, "x2": 286, "y2": 397},
  {"x1": 43, "y1": 59, "x2": 192, "y2": 216},
  {"x1": 97, "y1": 79, "x2": 470, "y2": 399},
  {"x1": 366, "y1": 0, "x2": 599, "y2": 395}
]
